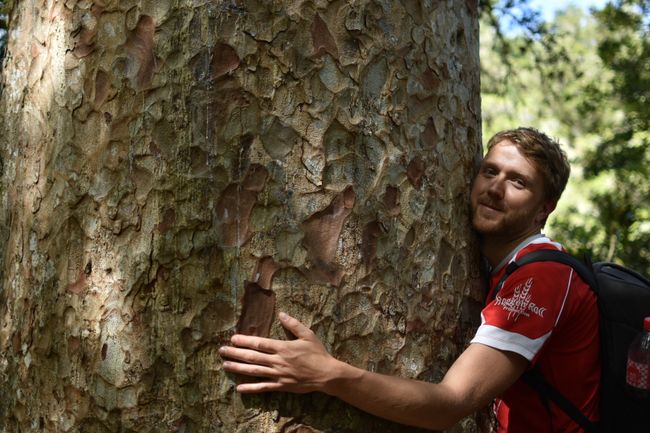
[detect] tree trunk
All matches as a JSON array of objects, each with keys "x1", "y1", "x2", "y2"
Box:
[{"x1": 0, "y1": 1, "x2": 483, "y2": 432}]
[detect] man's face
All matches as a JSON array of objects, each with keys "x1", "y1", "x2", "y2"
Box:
[{"x1": 470, "y1": 140, "x2": 554, "y2": 242}]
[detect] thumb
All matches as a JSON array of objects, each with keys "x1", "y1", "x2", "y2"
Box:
[{"x1": 279, "y1": 312, "x2": 314, "y2": 340}]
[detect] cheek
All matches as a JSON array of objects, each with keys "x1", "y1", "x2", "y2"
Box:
[
  {"x1": 506, "y1": 188, "x2": 534, "y2": 205},
  {"x1": 469, "y1": 191, "x2": 479, "y2": 213},
  {"x1": 469, "y1": 181, "x2": 481, "y2": 202}
]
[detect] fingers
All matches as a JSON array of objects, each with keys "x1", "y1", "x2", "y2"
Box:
[
  {"x1": 229, "y1": 333, "x2": 281, "y2": 353},
  {"x1": 222, "y1": 359, "x2": 278, "y2": 379},
  {"x1": 219, "y1": 345, "x2": 275, "y2": 366},
  {"x1": 221, "y1": 357, "x2": 308, "y2": 394},
  {"x1": 236, "y1": 381, "x2": 285, "y2": 394},
  {"x1": 229, "y1": 375, "x2": 308, "y2": 394},
  {"x1": 278, "y1": 312, "x2": 314, "y2": 340},
  {"x1": 229, "y1": 313, "x2": 313, "y2": 347},
  {"x1": 219, "y1": 313, "x2": 322, "y2": 395},
  {"x1": 221, "y1": 359, "x2": 290, "y2": 393}
]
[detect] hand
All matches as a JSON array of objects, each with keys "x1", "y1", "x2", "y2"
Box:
[{"x1": 219, "y1": 312, "x2": 339, "y2": 394}]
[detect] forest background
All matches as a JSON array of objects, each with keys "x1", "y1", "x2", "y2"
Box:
[
  {"x1": 482, "y1": 0, "x2": 649, "y2": 275},
  {"x1": 1, "y1": 0, "x2": 648, "y2": 275}
]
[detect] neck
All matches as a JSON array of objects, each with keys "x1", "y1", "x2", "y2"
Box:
[{"x1": 480, "y1": 231, "x2": 543, "y2": 268}]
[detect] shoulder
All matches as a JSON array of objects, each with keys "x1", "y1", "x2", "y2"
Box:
[
  {"x1": 513, "y1": 237, "x2": 564, "y2": 261},
  {"x1": 490, "y1": 236, "x2": 568, "y2": 283},
  {"x1": 512, "y1": 239, "x2": 593, "y2": 291},
  {"x1": 493, "y1": 238, "x2": 582, "y2": 308},
  {"x1": 508, "y1": 238, "x2": 577, "y2": 279}
]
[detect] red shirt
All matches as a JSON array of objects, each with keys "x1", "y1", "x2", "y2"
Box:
[{"x1": 471, "y1": 235, "x2": 600, "y2": 433}]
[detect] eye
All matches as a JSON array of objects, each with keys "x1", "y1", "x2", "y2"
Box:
[
  {"x1": 482, "y1": 166, "x2": 497, "y2": 177},
  {"x1": 511, "y1": 178, "x2": 526, "y2": 189}
]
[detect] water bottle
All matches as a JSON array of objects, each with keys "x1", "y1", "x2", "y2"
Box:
[{"x1": 626, "y1": 316, "x2": 650, "y2": 398}]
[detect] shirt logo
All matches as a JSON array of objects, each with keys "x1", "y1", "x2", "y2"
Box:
[{"x1": 494, "y1": 277, "x2": 547, "y2": 321}]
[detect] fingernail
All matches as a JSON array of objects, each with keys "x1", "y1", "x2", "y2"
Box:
[{"x1": 279, "y1": 312, "x2": 288, "y2": 320}]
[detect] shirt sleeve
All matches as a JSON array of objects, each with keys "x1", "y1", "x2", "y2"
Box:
[{"x1": 471, "y1": 263, "x2": 574, "y2": 361}]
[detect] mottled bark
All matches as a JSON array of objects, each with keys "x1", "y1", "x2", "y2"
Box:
[{"x1": 0, "y1": 1, "x2": 484, "y2": 432}]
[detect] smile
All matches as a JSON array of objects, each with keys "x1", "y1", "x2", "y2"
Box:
[{"x1": 478, "y1": 202, "x2": 504, "y2": 213}]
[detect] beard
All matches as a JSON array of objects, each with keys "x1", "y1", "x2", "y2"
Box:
[
  {"x1": 471, "y1": 196, "x2": 505, "y2": 233},
  {"x1": 472, "y1": 205, "x2": 506, "y2": 236},
  {"x1": 471, "y1": 197, "x2": 540, "y2": 241}
]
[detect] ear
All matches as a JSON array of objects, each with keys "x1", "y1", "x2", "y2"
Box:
[{"x1": 535, "y1": 200, "x2": 557, "y2": 226}]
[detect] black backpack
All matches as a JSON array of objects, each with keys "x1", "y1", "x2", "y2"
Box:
[{"x1": 493, "y1": 249, "x2": 650, "y2": 433}]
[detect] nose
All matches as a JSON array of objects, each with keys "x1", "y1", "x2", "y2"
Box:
[{"x1": 486, "y1": 176, "x2": 505, "y2": 199}]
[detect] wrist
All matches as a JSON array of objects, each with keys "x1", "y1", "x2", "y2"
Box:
[{"x1": 323, "y1": 357, "x2": 363, "y2": 398}]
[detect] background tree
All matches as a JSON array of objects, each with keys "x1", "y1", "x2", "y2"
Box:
[
  {"x1": 480, "y1": 0, "x2": 650, "y2": 275},
  {"x1": 573, "y1": 0, "x2": 650, "y2": 270},
  {"x1": 0, "y1": 1, "x2": 484, "y2": 433},
  {"x1": 0, "y1": 0, "x2": 8, "y2": 63}
]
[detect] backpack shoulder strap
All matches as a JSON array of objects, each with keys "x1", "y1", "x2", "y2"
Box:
[
  {"x1": 490, "y1": 249, "x2": 601, "y2": 433},
  {"x1": 522, "y1": 368, "x2": 601, "y2": 433},
  {"x1": 492, "y1": 249, "x2": 597, "y2": 300}
]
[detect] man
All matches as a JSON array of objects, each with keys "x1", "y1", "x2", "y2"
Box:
[{"x1": 219, "y1": 127, "x2": 600, "y2": 432}]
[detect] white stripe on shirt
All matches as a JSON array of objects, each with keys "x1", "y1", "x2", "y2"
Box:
[{"x1": 471, "y1": 322, "x2": 552, "y2": 361}]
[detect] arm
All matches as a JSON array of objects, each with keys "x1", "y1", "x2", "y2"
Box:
[{"x1": 219, "y1": 312, "x2": 528, "y2": 431}]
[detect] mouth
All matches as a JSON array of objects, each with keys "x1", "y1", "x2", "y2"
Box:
[{"x1": 477, "y1": 201, "x2": 504, "y2": 213}]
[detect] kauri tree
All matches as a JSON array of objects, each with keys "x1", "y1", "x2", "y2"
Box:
[{"x1": 0, "y1": 1, "x2": 484, "y2": 432}]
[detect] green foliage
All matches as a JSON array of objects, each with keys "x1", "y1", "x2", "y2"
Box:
[
  {"x1": 565, "y1": 1, "x2": 650, "y2": 274},
  {"x1": 480, "y1": 1, "x2": 650, "y2": 276},
  {"x1": 0, "y1": 1, "x2": 7, "y2": 62}
]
